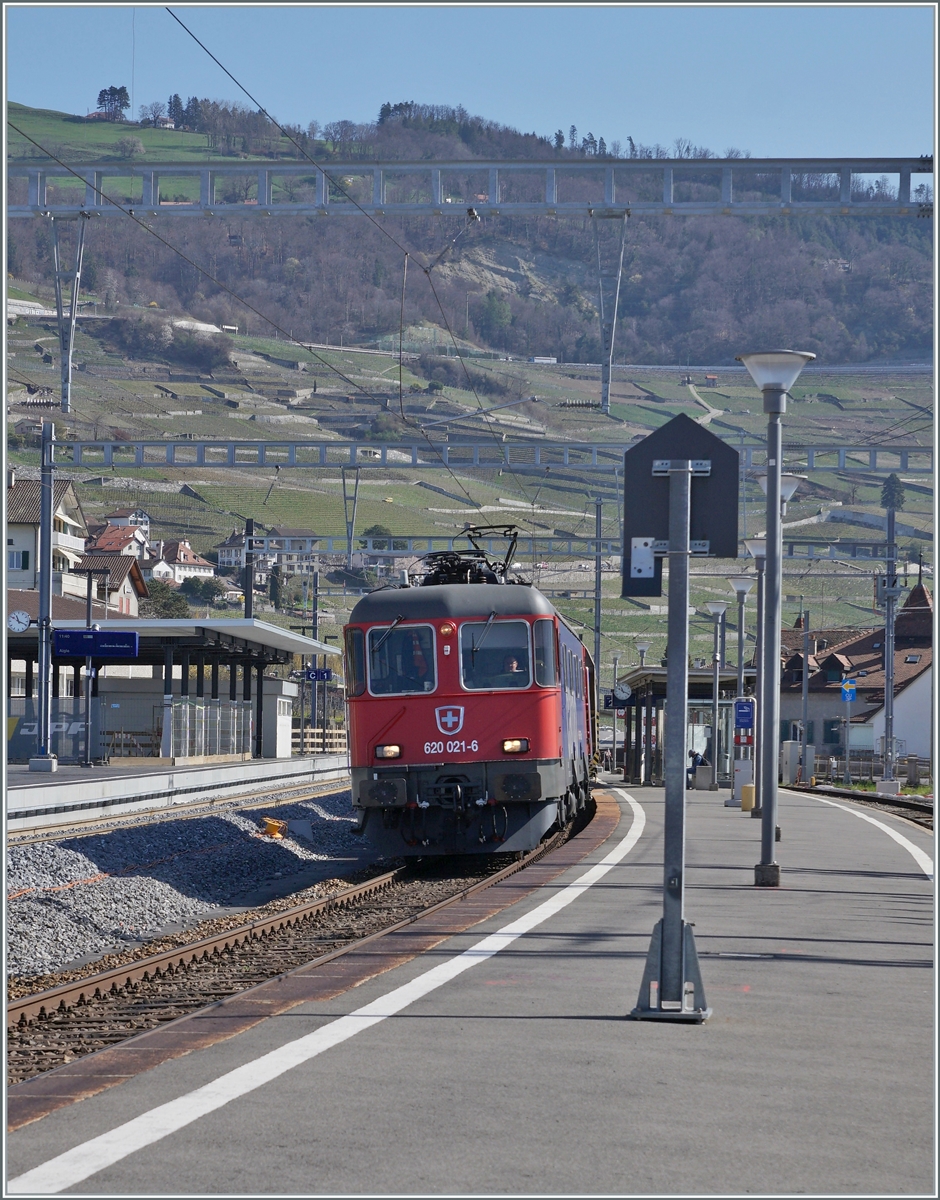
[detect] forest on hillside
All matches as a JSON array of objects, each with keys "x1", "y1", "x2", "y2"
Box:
[{"x1": 7, "y1": 101, "x2": 933, "y2": 365}]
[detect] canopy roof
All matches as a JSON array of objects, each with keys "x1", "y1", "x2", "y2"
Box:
[{"x1": 48, "y1": 617, "x2": 338, "y2": 657}]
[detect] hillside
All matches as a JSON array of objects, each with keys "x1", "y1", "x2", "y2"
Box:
[{"x1": 7, "y1": 102, "x2": 933, "y2": 366}]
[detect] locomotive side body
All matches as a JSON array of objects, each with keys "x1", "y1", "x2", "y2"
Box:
[{"x1": 344, "y1": 583, "x2": 594, "y2": 856}]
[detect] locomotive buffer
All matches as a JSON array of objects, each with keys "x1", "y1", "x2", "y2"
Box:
[{"x1": 622, "y1": 414, "x2": 739, "y2": 1022}]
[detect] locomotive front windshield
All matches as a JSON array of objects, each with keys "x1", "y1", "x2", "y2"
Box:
[
  {"x1": 368, "y1": 624, "x2": 436, "y2": 694},
  {"x1": 460, "y1": 619, "x2": 531, "y2": 690}
]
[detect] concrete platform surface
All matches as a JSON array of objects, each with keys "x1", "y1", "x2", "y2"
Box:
[
  {"x1": 7, "y1": 785, "x2": 934, "y2": 1196},
  {"x1": 6, "y1": 754, "x2": 349, "y2": 830}
]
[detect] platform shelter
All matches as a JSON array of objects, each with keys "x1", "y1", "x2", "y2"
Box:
[
  {"x1": 617, "y1": 663, "x2": 755, "y2": 786},
  {"x1": 6, "y1": 617, "x2": 338, "y2": 766}
]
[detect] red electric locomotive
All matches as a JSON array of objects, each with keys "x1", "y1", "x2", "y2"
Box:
[{"x1": 344, "y1": 531, "x2": 597, "y2": 856}]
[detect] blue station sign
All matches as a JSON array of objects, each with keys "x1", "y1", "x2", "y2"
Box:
[
  {"x1": 841, "y1": 681, "x2": 856, "y2": 703},
  {"x1": 54, "y1": 630, "x2": 139, "y2": 658},
  {"x1": 734, "y1": 700, "x2": 755, "y2": 729},
  {"x1": 305, "y1": 667, "x2": 333, "y2": 682}
]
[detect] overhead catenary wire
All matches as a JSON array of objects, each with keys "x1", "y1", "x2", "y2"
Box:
[
  {"x1": 163, "y1": 6, "x2": 539, "y2": 510},
  {"x1": 6, "y1": 123, "x2": 485, "y2": 513}
]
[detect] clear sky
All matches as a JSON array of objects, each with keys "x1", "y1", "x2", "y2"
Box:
[{"x1": 5, "y1": 3, "x2": 936, "y2": 157}]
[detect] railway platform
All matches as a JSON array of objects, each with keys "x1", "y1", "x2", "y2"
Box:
[
  {"x1": 7, "y1": 781, "x2": 934, "y2": 1196},
  {"x1": 6, "y1": 754, "x2": 349, "y2": 832}
]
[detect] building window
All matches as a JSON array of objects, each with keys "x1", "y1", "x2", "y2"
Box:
[
  {"x1": 8, "y1": 550, "x2": 29, "y2": 570},
  {"x1": 823, "y1": 719, "x2": 842, "y2": 745},
  {"x1": 904, "y1": 654, "x2": 921, "y2": 664}
]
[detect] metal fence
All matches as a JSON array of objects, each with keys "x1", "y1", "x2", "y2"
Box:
[
  {"x1": 164, "y1": 699, "x2": 252, "y2": 759},
  {"x1": 7, "y1": 698, "x2": 96, "y2": 763}
]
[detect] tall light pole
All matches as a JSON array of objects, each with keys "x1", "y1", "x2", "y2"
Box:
[
  {"x1": 30, "y1": 420, "x2": 57, "y2": 771},
  {"x1": 611, "y1": 653, "x2": 620, "y2": 769},
  {"x1": 705, "y1": 602, "x2": 728, "y2": 790},
  {"x1": 727, "y1": 576, "x2": 755, "y2": 699},
  {"x1": 636, "y1": 640, "x2": 652, "y2": 669},
  {"x1": 727, "y1": 575, "x2": 754, "y2": 804},
  {"x1": 737, "y1": 350, "x2": 815, "y2": 887},
  {"x1": 593, "y1": 497, "x2": 603, "y2": 673},
  {"x1": 744, "y1": 540, "x2": 766, "y2": 817}
]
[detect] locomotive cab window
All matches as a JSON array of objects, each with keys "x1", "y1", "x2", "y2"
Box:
[
  {"x1": 345, "y1": 628, "x2": 366, "y2": 697},
  {"x1": 367, "y1": 624, "x2": 436, "y2": 695},
  {"x1": 460, "y1": 619, "x2": 531, "y2": 690},
  {"x1": 534, "y1": 619, "x2": 557, "y2": 686}
]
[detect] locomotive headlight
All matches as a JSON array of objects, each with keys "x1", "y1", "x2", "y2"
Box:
[
  {"x1": 439, "y1": 622, "x2": 455, "y2": 637},
  {"x1": 502, "y1": 738, "x2": 529, "y2": 754},
  {"x1": 375, "y1": 744, "x2": 402, "y2": 759}
]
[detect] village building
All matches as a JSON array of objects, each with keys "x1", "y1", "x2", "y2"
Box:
[
  {"x1": 144, "y1": 539, "x2": 216, "y2": 585},
  {"x1": 73, "y1": 554, "x2": 149, "y2": 618},
  {"x1": 6, "y1": 472, "x2": 89, "y2": 600},
  {"x1": 779, "y1": 583, "x2": 933, "y2": 759}
]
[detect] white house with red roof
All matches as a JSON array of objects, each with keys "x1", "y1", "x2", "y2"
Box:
[{"x1": 144, "y1": 539, "x2": 215, "y2": 585}]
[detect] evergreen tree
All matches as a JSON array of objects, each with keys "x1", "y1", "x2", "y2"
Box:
[
  {"x1": 96, "y1": 85, "x2": 130, "y2": 121},
  {"x1": 568, "y1": 125, "x2": 578, "y2": 151},
  {"x1": 168, "y1": 93, "x2": 184, "y2": 128},
  {"x1": 597, "y1": 137, "x2": 607, "y2": 157},
  {"x1": 183, "y1": 96, "x2": 203, "y2": 130},
  {"x1": 881, "y1": 473, "x2": 906, "y2": 512},
  {"x1": 553, "y1": 129, "x2": 565, "y2": 152}
]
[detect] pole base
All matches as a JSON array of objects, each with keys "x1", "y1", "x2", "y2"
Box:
[
  {"x1": 724, "y1": 797, "x2": 741, "y2": 808},
  {"x1": 29, "y1": 755, "x2": 58, "y2": 773},
  {"x1": 750, "y1": 806, "x2": 762, "y2": 818},
  {"x1": 629, "y1": 919, "x2": 711, "y2": 1023},
  {"x1": 754, "y1": 862, "x2": 781, "y2": 887}
]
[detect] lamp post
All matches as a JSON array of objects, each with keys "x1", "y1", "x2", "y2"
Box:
[
  {"x1": 611, "y1": 653, "x2": 620, "y2": 771},
  {"x1": 705, "y1": 602, "x2": 728, "y2": 791},
  {"x1": 727, "y1": 575, "x2": 755, "y2": 804},
  {"x1": 744, "y1": 540, "x2": 767, "y2": 818},
  {"x1": 636, "y1": 640, "x2": 652, "y2": 668},
  {"x1": 727, "y1": 576, "x2": 755, "y2": 699},
  {"x1": 737, "y1": 350, "x2": 815, "y2": 887}
]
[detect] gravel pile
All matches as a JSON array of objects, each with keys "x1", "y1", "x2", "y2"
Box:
[{"x1": 7, "y1": 789, "x2": 370, "y2": 976}]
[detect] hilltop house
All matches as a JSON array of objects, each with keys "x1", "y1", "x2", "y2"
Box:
[{"x1": 779, "y1": 583, "x2": 933, "y2": 759}]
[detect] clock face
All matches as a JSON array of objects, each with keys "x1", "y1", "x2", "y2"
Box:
[
  {"x1": 613, "y1": 682, "x2": 632, "y2": 701},
  {"x1": 7, "y1": 610, "x2": 31, "y2": 633}
]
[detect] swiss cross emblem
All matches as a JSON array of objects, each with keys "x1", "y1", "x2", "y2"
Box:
[{"x1": 435, "y1": 706, "x2": 464, "y2": 735}]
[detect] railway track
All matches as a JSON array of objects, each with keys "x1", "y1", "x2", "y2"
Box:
[
  {"x1": 7, "y1": 811, "x2": 585, "y2": 1085},
  {"x1": 795, "y1": 784, "x2": 933, "y2": 828}
]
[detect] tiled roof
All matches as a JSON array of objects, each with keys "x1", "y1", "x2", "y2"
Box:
[
  {"x1": 782, "y1": 625, "x2": 932, "y2": 706},
  {"x1": 74, "y1": 554, "x2": 149, "y2": 597},
  {"x1": 159, "y1": 540, "x2": 213, "y2": 567},
  {"x1": 6, "y1": 479, "x2": 84, "y2": 527},
  {"x1": 6, "y1": 588, "x2": 107, "y2": 623},
  {"x1": 87, "y1": 525, "x2": 145, "y2": 552}
]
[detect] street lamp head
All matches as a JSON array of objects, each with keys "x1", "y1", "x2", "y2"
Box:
[
  {"x1": 705, "y1": 601, "x2": 728, "y2": 618},
  {"x1": 744, "y1": 538, "x2": 767, "y2": 560},
  {"x1": 756, "y1": 472, "x2": 806, "y2": 503},
  {"x1": 735, "y1": 349, "x2": 816, "y2": 392},
  {"x1": 727, "y1": 575, "x2": 755, "y2": 597},
  {"x1": 635, "y1": 640, "x2": 653, "y2": 655}
]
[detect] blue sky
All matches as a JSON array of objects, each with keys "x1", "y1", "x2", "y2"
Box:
[{"x1": 5, "y1": 4, "x2": 936, "y2": 157}]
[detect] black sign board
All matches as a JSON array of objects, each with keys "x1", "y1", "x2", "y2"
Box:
[{"x1": 621, "y1": 414, "x2": 739, "y2": 596}]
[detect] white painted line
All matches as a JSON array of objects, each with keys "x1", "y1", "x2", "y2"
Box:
[
  {"x1": 8, "y1": 792, "x2": 646, "y2": 1196},
  {"x1": 808, "y1": 794, "x2": 934, "y2": 880}
]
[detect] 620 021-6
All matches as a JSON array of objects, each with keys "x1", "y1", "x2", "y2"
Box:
[{"x1": 424, "y1": 739, "x2": 479, "y2": 755}]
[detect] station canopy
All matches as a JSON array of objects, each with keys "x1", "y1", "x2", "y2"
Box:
[{"x1": 48, "y1": 617, "x2": 339, "y2": 660}]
